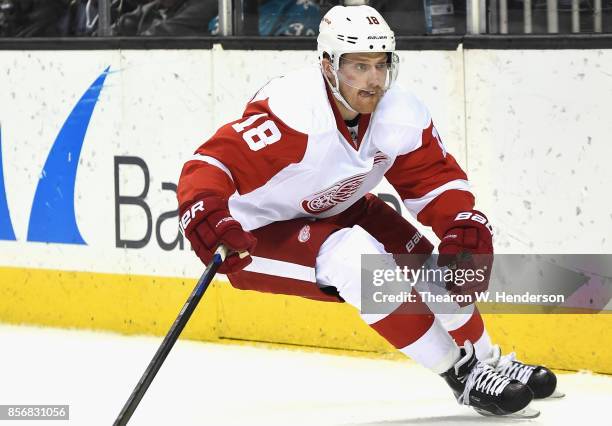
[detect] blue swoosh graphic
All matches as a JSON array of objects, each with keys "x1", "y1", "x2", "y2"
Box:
[
  {"x1": 0, "y1": 125, "x2": 16, "y2": 240},
  {"x1": 27, "y1": 67, "x2": 110, "y2": 244}
]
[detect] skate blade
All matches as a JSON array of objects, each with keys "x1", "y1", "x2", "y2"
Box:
[
  {"x1": 545, "y1": 389, "x2": 565, "y2": 399},
  {"x1": 474, "y1": 405, "x2": 540, "y2": 419}
]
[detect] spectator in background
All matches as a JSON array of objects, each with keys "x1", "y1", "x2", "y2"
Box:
[
  {"x1": 259, "y1": 0, "x2": 319, "y2": 35},
  {"x1": 209, "y1": 0, "x2": 320, "y2": 36},
  {"x1": 62, "y1": 0, "x2": 140, "y2": 36},
  {"x1": 60, "y1": 0, "x2": 97, "y2": 36},
  {"x1": 0, "y1": 0, "x2": 69, "y2": 36},
  {"x1": 340, "y1": 0, "x2": 459, "y2": 35},
  {"x1": 317, "y1": 0, "x2": 433, "y2": 35},
  {"x1": 112, "y1": 0, "x2": 217, "y2": 36},
  {"x1": 0, "y1": 0, "x2": 139, "y2": 37},
  {"x1": 0, "y1": 0, "x2": 21, "y2": 36}
]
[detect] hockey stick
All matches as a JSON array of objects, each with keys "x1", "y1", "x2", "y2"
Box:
[{"x1": 113, "y1": 245, "x2": 232, "y2": 426}]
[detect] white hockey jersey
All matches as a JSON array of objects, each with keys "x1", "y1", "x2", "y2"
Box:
[{"x1": 178, "y1": 67, "x2": 474, "y2": 238}]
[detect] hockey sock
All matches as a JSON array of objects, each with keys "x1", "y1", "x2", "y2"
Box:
[
  {"x1": 369, "y1": 293, "x2": 460, "y2": 373},
  {"x1": 438, "y1": 306, "x2": 494, "y2": 360}
]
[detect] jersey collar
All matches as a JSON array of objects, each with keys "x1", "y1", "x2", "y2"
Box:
[{"x1": 323, "y1": 77, "x2": 371, "y2": 151}]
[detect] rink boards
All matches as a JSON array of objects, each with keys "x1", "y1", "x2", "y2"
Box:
[{"x1": 0, "y1": 48, "x2": 611, "y2": 374}]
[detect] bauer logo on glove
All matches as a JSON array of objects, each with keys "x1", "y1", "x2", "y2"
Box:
[
  {"x1": 438, "y1": 210, "x2": 494, "y2": 306},
  {"x1": 179, "y1": 195, "x2": 257, "y2": 274}
]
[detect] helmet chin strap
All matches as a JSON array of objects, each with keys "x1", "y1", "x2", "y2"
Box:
[{"x1": 323, "y1": 70, "x2": 359, "y2": 114}]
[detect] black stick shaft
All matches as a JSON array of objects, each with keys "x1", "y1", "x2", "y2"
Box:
[{"x1": 113, "y1": 250, "x2": 225, "y2": 426}]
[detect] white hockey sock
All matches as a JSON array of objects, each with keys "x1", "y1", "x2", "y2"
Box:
[
  {"x1": 398, "y1": 319, "x2": 460, "y2": 374},
  {"x1": 472, "y1": 329, "x2": 494, "y2": 360}
]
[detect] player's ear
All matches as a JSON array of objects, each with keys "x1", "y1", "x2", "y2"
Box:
[{"x1": 321, "y1": 57, "x2": 334, "y2": 81}]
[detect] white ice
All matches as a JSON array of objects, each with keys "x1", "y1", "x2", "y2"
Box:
[{"x1": 1, "y1": 324, "x2": 611, "y2": 426}]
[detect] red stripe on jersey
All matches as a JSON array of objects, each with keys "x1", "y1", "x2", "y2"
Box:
[
  {"x1": 195, "y1": 98, "x2": 308, "y2": 195},
  {"x1": 385, "y1": 120, "x2": 469, "y2": 202},
  {"x1": 370, "y1": 290, "x2": 435, "y2": 348},
  {"x1": 385, "y1": 120, "x2": 475, "y2": 237},
  {"x1": 447, "y1": 308, "x2": 485, "y2": 345},
  {"x1": 177, "y1": 162, "x2": 236, "y2": 209}
]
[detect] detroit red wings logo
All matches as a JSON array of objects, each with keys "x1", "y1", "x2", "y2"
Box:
[
  {"x1": 298, "y1": 225, "x2": 311, "y2": 242},
  {"x1": 301, "y1": 173, "x2": 368, "y2": 214},
  {"x1": 301, "y1": 153, "x2": 389, "y2": 214}
]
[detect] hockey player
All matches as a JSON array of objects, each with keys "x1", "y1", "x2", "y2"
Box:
[{"x1": 177, "y1": 4, "x2": 557, "y2": 417}]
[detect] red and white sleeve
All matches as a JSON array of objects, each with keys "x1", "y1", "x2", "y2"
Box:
[
  {"x1": 177, "y1": 98, "x2": 308, "y2": 210},
  {"x1": 385, "y1": 119, "x2": 475, "y2": 239}
]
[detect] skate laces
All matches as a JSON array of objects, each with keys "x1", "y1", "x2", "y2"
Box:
[
  {"x1": 484, "y1": 345, "x2": 536, "y2": 384},
  {"x1": 460, "y1": 362, "x2": 512, "y2": 405},
  {"x1": 496, "y1": 351, "x2": 535, "y2": 384}
]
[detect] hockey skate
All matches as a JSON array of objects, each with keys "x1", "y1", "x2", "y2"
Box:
[
  {"x1": 441, "y1": 341, "x2": 539, "y2": 418},
  {"x1": 484, "y1": 345, "x2": 564, "y2": 399}
]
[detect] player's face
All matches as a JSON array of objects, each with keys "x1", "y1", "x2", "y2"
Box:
[{"x1": 337, "y1": 52, "x2": 389, "y2": 114}]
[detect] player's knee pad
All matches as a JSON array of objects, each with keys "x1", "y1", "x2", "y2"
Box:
[{"x1": 315, "y1": 225, "x2": 387, "y2": 309}]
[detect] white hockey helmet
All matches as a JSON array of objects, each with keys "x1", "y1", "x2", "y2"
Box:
[{"x1": 317, "y1": 5, "x2": 399, "y2": 111}]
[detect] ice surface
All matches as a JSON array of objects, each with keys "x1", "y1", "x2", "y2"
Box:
[{"x1": 0, "y1": 324, "x2": 610, "y2": 425}]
